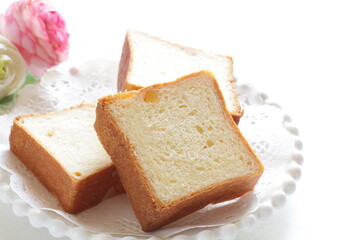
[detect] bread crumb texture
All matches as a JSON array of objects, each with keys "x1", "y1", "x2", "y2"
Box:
[
  {"x1": 109, "y1": 72, "x2": 261, "y2": 204},
  {"x1": 17, "y1": 105, "x2": 112, "y2": 179}
]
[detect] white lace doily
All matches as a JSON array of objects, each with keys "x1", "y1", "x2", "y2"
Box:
[{"x1": 0, "y1": 60, "x2": 303, "y2": 240}]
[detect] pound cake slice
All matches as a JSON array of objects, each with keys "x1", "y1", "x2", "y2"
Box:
[
  {"x1": 118, "y1": 29, "x2": 243, "y2": 123},
  {"x1": 9, "y1": 103, "x2": 124, "y2": 214},
  {"x1": 95, "y1": 70, "x2": 263, "y2": 231}
]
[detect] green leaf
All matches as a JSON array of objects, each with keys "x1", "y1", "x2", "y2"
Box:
[
  {"x1": 0, "y1": 93, "x2": 17, "y2": 114},
  {"x1": 22, "y1": 72, "x2": 39, "y2": 88}
]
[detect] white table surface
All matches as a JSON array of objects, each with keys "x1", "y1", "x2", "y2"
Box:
[{"x1": 1, "y1": 0, "x2": 359, "y2": 239}]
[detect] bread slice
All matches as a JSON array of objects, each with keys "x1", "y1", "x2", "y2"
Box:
[
  {"x1": 95, "y1": 70, "x2": 263, "y2": 231},
  {"x1": 9, "y1": 103, "x2": 124, "y2": 214},
  {"x1": 118, "y1": 29, "x2": 243, "y2": 123}
]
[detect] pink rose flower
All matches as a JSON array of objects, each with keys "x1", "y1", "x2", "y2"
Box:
[{"x1": 0, "y1": 0, "x2": 69, "y2": 77}]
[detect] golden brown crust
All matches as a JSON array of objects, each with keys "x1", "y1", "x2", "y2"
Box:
[
  {"x1": 117, "y1": 30, "x2": 243, "y2": 123},
  {"x1": 9, "y1": 104, "x2": 123, "y2": 213},
  {"x1": 113, "y1": 180, "x2": 125, "y2": 193},
  {"x1": 96, "y1": 71, "x2": 263, "y2": 231},
  {"x1": 125, "y1": 83, "x2": 142, "y2": 91},
  {"x1": 95, "y1": 100, "x2": 160, "y2": 228},
  {"x1": 10, "y1": 121, "x2": 76, "y2": 212}
]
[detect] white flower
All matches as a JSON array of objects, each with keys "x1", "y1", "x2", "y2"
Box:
[{"x1": 0, "y1": 36, "x2": 26, "y2": 100}]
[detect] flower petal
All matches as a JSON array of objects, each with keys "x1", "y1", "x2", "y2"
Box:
[
  {"x1": 23, "y1": 35, "x2": 36, "y2": 54},
  {"x1": 0, "y1": 36, "x2": 26, "y2": 99},
  {"x1": 0, "y1": 15, "x2": 7, "y2": 35},
  {"x1": 27, "y1": 55, "x2": 49, "y2": 77},
  {"x1": 9, "y1": 21, "x2": 22, "y2": 46},
  {"x1": 35, "y1": 44, "x2": 50, "y2": 62},
  {"x1": 31, "y1": 18, "x2": 47, "y2": 40}
]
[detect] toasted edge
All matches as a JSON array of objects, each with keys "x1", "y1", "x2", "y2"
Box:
[{"x1": 97, "y1": 71, "x2": 263, "y2": 231}]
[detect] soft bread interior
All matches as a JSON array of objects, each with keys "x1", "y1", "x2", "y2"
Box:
[
  {"x1": 125, "y1": 30, "x2": 240, "y2": 120},
  {"x1": 109, "y1": 72, "x2": 261, "y2": 204},
  {"x1": 16, "y1": 104, "x2": 112, "y2": 179}
]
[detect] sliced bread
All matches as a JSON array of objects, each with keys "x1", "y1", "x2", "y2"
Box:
[
  {"x1": 9, "y1": 103, "x2": 124, "y2": 214},
  {"x1": 118, "y1": 29, "x2": 243, "y2": 123},
  {"x1": 96, "y1": 70, "x2": 263, "y2": 231}
]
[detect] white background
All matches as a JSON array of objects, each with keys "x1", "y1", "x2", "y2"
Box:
[{"x1": 1, "y1": 0, "x2": 360, "y2": 239}]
